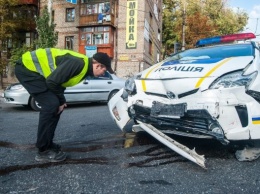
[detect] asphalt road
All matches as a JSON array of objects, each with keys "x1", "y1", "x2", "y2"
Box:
[{"x1": 1, "y1": 96, "x2": 260, "y2": 194}]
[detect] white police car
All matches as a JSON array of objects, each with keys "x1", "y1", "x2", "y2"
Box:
[{"x1": 108, "y1": 33, "x2": 260, "y2": 168}]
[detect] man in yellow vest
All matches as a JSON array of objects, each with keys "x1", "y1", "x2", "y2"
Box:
[{"x1": 15, "y1": 48, "x2": 114, "y2": 162}]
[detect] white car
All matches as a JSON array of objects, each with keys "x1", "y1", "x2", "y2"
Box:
[
  {"x1": 4, "y1": 72, "x2": 125, "y2": 111},
  {"x1": 108, "y1": 33, "x2": 260, "y2": 168}
]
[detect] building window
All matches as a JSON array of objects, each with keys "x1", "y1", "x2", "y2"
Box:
[
  {"x1": 80, "y1": 1, "x2": 113, "y2": 16},
  {"x1": 158, "y1": 29, "x2": 161, "y2": 41},
  {"x1": 80, "y1": 26, "x2": 111, "y2": 45},
  {"x1": 66, "y1": 8, "x2": 75, "y2": 22},
  {"x1": 149, "y1": 40, "x2": 153, "y2": 55},
  {"x1": 25, "y1": 32, "x2": 32, "y2": 46},
  {"x1": 52, "y1": 10, "x2": 55, "y2": 22},
  {"x1": 157, "y1": 50, "x2": 160, "y2": 62},
  {"x1": 65, "y1": 36, "x2": 74, "y2": 50},
  {"x1": 149, "y1": 12, "x2": 153, "y2": 26}
]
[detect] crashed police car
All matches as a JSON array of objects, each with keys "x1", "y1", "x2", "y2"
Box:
[{"x1": 108, "y1": 33, "x2": 260, "y2": 168}]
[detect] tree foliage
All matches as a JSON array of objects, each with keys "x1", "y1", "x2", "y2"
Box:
[
  {"x1": 10, "y1": 44, "x2": 34, "y2": 66},
  {"x1": 162, "y1": 0, "x2": 248, "y2": 55},
  {"x1": 34, "y1": 6, "x2": 58, "y2": 48},
  {"x1": 0, "y1": 0, "x2": 19, "y2": 72}
]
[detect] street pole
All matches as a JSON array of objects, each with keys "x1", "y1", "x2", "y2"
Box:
[
  {"x1": 181, "y1": 0, "x2": 186, "y2": 51},
  {"x1": 48, "y1": 0, "x2": 53, "y2": 25}
]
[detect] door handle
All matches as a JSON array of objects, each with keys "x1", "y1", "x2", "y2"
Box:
[{"x1": 107, "y1": 81, "x2": 112, "y2": 84}]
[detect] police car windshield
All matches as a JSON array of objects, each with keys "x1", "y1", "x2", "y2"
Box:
[{"x1": 169, "y1": 43, "x2": 254, "y2": 61}]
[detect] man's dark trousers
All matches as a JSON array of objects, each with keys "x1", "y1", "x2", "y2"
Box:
[{"x1": 15, "y1": 64, "x2": 62, "y2": 151}]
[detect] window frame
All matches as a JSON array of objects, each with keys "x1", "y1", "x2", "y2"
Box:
[
  {"x1": 80, "y1": 1, "x2": 113, "y2": 16},
  {"x1": 65, "y1": 36, "x2": 74, "y2": 50},
  {"x1": 80, "y1": 26, "x2": 112, "y2": 46},
  {"x1": 65, "y1": 8, "x2": 75, "y2": 22}
]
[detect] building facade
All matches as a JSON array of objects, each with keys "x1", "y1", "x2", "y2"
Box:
[{"x1": 39, "y1": 0, "x2": 163, "y2": 78}]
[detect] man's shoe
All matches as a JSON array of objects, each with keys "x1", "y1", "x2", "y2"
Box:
[
  {"x1": 50, "y1": 143, "x2": 61, "y2": 151},
  {"x1": 35, "y1": 150, "x2": 67, "y2": 162}
]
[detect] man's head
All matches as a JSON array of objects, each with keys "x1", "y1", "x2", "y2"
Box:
[{"x1": 92, "y1": 52, "x2": 114, "y2": 77}]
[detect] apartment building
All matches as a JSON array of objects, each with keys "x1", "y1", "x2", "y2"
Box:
[{"x1": 39, "y1": 0, "x2": 163, "y2": 78}]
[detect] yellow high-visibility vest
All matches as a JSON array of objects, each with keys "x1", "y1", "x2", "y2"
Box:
[{"x1": 22, "y1": 48, "x2": 89, "y2": 87}]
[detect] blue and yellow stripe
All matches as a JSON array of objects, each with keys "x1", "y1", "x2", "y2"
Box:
[{"x1": 252, "y1": 117, "x2": 260, "y2": 124}]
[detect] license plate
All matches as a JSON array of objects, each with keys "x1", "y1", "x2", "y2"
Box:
[{"x1": 150, "y1": 101, "x2": 187, "y2": 117}]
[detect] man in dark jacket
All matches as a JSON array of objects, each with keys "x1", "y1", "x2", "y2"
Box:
[{"x1": 15, "y1": 48, "x2": 113, "y2": 162}]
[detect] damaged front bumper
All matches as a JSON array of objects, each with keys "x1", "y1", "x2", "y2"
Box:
[{"x1": 128, "y1": 103, "x2": 228, "y2": 145}]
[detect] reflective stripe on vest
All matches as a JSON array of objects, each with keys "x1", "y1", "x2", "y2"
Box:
[
  {"x1": 30, "y1": 48, "x2": 55, "y2": 77},
  {"x1": 46, "y1": 48, "x2": 55, "y2": 72},
  {"x1": 30, "y1": 50, "x2": 43, "y2": 75}
]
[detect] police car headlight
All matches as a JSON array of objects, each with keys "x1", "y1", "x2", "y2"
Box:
[
  {"x1": 209, "y1": 70, "x2": 257, "y2": 90},
  {"x1": 125, "y1": 75, "x2": 139, "y2": 95}
]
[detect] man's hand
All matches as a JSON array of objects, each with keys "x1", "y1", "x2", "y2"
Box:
[{"x1": 57, "y1": 103, "x2": 67, "y2": 114}]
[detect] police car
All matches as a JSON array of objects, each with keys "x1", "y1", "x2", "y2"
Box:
[{"x1": 108, "y1": 33, "x2": 260, "y2": 168}]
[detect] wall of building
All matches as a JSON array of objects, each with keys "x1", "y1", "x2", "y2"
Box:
[
  {"x1": 115, "y1": 0, "x2": 162, "y2": 78},
  {"x1": 40, "y1": 0, "x2": 80, "y2": 51},
  {"x1": 39, "y1": 0, "x2": 162, "y2": 79}
]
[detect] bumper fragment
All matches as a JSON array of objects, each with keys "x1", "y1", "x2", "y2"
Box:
[{"x1": 139, "y1": 122, "x2": 206, "y2": 169}]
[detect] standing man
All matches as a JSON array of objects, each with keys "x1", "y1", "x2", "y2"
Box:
[{"x1": 15, "y1": 48, "x2": 113, "y2": 162}]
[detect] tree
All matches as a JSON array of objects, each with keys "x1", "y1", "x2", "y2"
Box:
[
  {"x1": 162, "y1": 0, "x2": 180, "y2": 57},
  {"x1": 162, "y1": 0, "x2": 248, "y2": 56},
  {"x1": 0, "y1": 0, "x2": 19, "y2": 88},
  {"x1": 34, "y1": 5, "x2": 58, "y2": 48}
]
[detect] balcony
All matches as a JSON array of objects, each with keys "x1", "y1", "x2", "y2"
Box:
[
  {"x1": 18, "y1": 0, "x2": 38, "y2": 6},
  {"x1": 79, "y1": 14, "x2": 115, "y2": 27}
]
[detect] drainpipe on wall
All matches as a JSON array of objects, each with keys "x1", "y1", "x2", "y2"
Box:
[
  {"x1": 47, "y1": 0, "x2": 53, "y2": 26},
  {"x1": 114, "y1": 0, "x2": 119, "y2": 75}
]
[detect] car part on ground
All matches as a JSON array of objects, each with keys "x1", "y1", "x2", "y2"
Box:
[{"x1": 235, "y1": 147, "x2": 260, "y2": 161}]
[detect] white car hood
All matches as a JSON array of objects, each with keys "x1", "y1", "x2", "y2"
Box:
[
  {"x1": 137, "y1": 56, "x2": 254, "y2": 94},
  {"x1": 141, "y1": 56, "x2": 253, "y2": 79}
]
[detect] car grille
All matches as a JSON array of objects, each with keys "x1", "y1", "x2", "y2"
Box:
[
  {"x1": 144, "y1": 88, "x2": 199, "y2": 99},
  {"x1": 129, "y1": 104, "x2": 226, "y2": 144}
]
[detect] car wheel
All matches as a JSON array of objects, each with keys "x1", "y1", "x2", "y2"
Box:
[
  {"x1": 29, "y1": 97, "x2": 42, "y2": 111},
  {"x1": 108, "y1": 90, "x2": 119, "y2": 101}
]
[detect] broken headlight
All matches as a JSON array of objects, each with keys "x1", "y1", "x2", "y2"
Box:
[
  {"x1": 125, "y1": 75, "x2": 139, "y2": 95},
  {"x1": 209, "y1": 70, "x2": 257, "y2": 90}
]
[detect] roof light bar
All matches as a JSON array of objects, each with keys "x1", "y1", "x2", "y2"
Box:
[{"x1": 196, "y1": 33, "x2": 256, "y2": 47}]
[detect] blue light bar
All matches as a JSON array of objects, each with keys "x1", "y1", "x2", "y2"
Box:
[
  {"x1": 196, "y1": 36, "x2": 221, "y2": 46},
  {"x1": 196, "y1": 33, "x2": 256, "y2": 47}
]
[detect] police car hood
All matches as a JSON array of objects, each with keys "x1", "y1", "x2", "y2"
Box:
[
  {"x1": 138, "y1": 56, "x2": 254, "y2": 94},
  {"x1": 141, "y1": 57, "x2": 253, "y2": 79}
]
